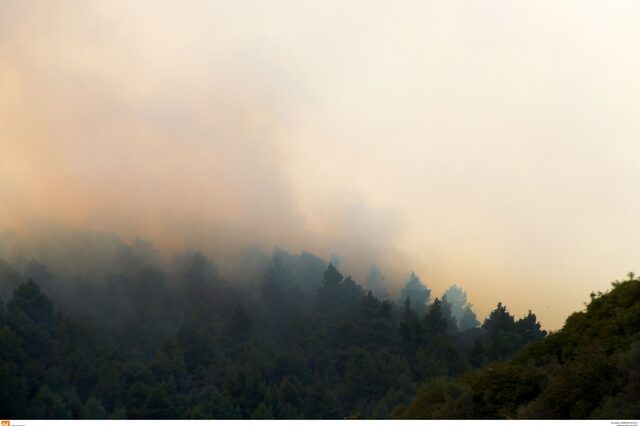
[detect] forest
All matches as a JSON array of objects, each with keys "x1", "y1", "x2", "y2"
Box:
[{"x1": 0, "y1": 233, "x2": 637, "y2": 419}]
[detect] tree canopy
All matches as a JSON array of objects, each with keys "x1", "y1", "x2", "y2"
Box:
[{"x1": 0, "y1": 241, "x2": 633, "y2": 419}]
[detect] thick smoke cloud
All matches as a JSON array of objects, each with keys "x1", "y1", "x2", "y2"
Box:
[
  {"x1": 3, "y1": 1, "x2": 640, "y2": 329},
  {"x1": 0, "y1": 1, "x2": 411, "y2": 287}
]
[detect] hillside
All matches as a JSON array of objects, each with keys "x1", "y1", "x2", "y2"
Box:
[
  {"x1": 397, "y1": 274, "x2": 640, "y2": 419},
  {"x1": 0, "y1": 249, "x2": 544, "y2": 419}
]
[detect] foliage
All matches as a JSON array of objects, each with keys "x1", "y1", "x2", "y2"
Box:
[
  {"x1": 400, "y1": 276, "x2": 640, "y2": 419},
  {"x1": 4, "y1": 240, "x2": 631, "y2": 419},
  {"x1": 399, "y1": 272, "x2": 431, "y2": 317},
  {"x1": 442, "y1": 285, "x2": 480, "y2": 331}
]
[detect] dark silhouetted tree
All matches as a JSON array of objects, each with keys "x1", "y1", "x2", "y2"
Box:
[
  {"x1": 442, "y1": 285, "x2": 480, "y2": 331},
  {"x1": 424, "y1": 298, "x2": 450, "y2": 338},
  {"x1": 7, "y1": 279, "x2": 54, "y2": 325},
  {"x1": 399, "y1": 273, "x2": 430, "y2": 317},
  {"x1": 515, "y1": 311, "x2": 546, "y2": 344}
]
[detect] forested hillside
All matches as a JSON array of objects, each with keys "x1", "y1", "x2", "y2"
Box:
[
  {"x1": 0, "y1": 238, "x2": 547, "y2": 419},
  {"x1": 398, "y1": 274, "x2": 640, "y2": 419}
]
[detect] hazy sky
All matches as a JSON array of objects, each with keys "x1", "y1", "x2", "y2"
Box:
[{"x1": 2, "y1": 1, "x2": 640, "y2": 329}]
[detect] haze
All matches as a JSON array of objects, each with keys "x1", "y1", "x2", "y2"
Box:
[{"x1": 2, "y1": 0, "x2": 640, "y2": 329}]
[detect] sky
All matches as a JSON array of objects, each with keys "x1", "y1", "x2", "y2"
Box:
[{"x1": 1, "y1": 0, "x2": 640, "y2": 329}]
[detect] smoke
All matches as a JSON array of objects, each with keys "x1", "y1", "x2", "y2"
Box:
[
  {"x1": 3, "y1": 1, "x2": 640, "y2": 329},
  {"x1": 0, "y1": 1, "x2": 411, "y2": 285}
]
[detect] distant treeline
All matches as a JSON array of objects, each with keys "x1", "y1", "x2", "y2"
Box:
[{"x1": 0, "y1": 233, "x2": 550, "y2": 419}]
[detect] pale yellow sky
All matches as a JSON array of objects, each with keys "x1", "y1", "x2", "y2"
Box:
[{"x1": 1, "y1": 1, "x2": 640, "y2": 329}]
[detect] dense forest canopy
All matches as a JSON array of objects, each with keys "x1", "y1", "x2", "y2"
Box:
[
  {"x1": 2, "y1": 1, "x2": 640, "y2": 421},
  {"x1": 399, "y1": 274, "x2": 640, "y2": 419},
  {"x1": 0, "y1": 234, "x2": 557, "y2": 419}
]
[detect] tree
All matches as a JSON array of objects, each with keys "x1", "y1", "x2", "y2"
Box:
[
  {"x1": 399, "y1": 273, "x2": 430, "y2": 317},
  {"x1": 315, "y1": 265, "x2": 364, "y2": 318},
  {"x1": 7, "y1": 280, "x2": 55, "y2": 359},
  {"x1": 423, "y1": 298, "x2": 450, "y2": 338},
  {"x1": 439, "y1": 297, "x2": 459, "y2": 334},
  {"x1": 515, "y1": 311, "x2": 546, "y2": 344},
  {"x1": 442, "y1": 285, "x2": 480, "y2": 331},
  {"x1": 399, "y1": 298, "x2": 424, "y2": 355},
  {"x1": 7, "y1": 279, "x2": 54, "y2": 325},
  {"x1": 483, "y1": 302, "x2": 515, "y2": 335},
  {"x1": 483, "y1": 303, "x2": 517, "y2": 361},
  {"x1": 459, "y1": 306, "x2": 480, "y2": 331},
  {"x1": 322, "y1": 263, "x2": 343, "y2": 289}
]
